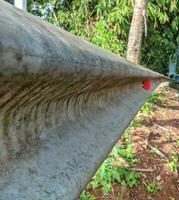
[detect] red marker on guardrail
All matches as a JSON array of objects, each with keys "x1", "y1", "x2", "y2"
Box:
[{"x1": 142, "y1": 80, "x2": 151, "y2": 90}]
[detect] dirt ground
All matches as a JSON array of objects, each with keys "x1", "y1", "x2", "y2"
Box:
[{"x1": 92, "y1": 86, "x2": 179, "y2": 200}]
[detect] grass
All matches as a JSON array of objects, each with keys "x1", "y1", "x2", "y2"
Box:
[
  {"x1": 166, "y1": 152, "x2": 179, "y2": 173},
  {"x1": 169, "y1": 197, "x2": 176, "y2": 200},
  {"x1": 80, "y1": 91, "x2": 166, "y2": 199},
  {"x1": 140, "y1": 91, "x2": 165, "y2": 115},
  {"x1": 131, "y1": 91, "x2": 166, "y2": 126},
  {"x1": 145, "y1": 180, "x2": 161, "y2": 195},
  {"x1": 130, "y1": 118, "x2": 142, "y2": 127},
  {"x1": 79, "y1": 128, "x2": 141, "y2": 198},
  {"x1": 89, "y1": 129, "x2": 140, "y2": 194},
  {"x1": 176, "y1": 140, "x2": 179, "y2": 146},
  {"x1": 80, "y1": 191, "x2": 95, "y2": 200}
]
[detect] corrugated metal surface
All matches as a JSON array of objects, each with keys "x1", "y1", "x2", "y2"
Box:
[{"x1": 0, "y1": 1, "x2": 165, "y2": 199}]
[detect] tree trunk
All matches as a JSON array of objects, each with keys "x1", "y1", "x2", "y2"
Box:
[{"x1": 127, "y1": 0, "x2": 147, "y2": 64}]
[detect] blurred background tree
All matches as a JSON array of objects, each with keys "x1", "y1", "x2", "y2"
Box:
[{"x1": 127, "y1": 0, "x2": 148, "y2": 64}]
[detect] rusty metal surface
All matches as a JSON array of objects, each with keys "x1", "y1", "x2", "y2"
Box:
[{"x1": 0, "y1": 1, "x2": 164, "y2": 199}]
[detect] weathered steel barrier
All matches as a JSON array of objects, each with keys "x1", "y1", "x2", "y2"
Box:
[{"x1": 0, "y1": 1, "x2": 165, "y2": 199}]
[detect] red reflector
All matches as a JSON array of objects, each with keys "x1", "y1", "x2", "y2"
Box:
[{"x1": 142, "y1": 80, "x2": 151, "y2": 90}]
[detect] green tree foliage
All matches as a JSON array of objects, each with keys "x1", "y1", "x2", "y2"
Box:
[
  {"x1": 27, "y1": 0, "x2": 179, "y2": 73},
  {"x1": 142, "y1": 0, "x2": 179, "y2": 73}
]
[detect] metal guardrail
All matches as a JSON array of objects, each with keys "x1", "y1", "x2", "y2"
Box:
[{"x1": 0, "y1": 1, "x2": 166, "y2": 199}]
